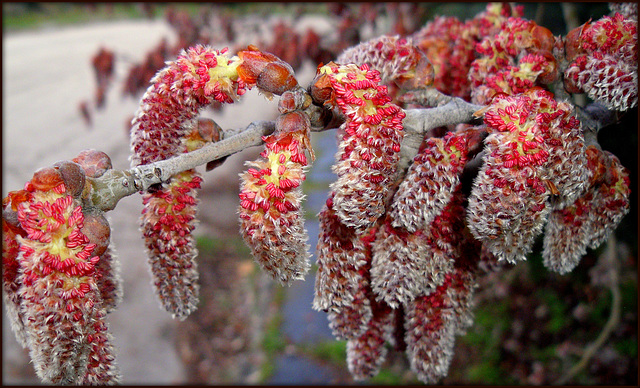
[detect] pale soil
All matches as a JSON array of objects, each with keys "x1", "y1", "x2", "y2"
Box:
[
  {"x1": 2, "y1": 11, "x2": 382, "y2": 384},
  {"x1": 2, "y1": 17, "x2": 289, "y2": 384}
]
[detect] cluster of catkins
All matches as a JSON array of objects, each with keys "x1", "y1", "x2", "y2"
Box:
[
  {"x1": 308, "y1": 59, "x2": 490, "y2": 382},
  {"x1": 130, "y1": 45, "x2": 250, "y2": 320},
  {"x1": 3, "y1": 43, "x2": 311, "y2": 385},
  {"x1": 410, "y1": 2, "x2": 525, "y2": 100},
  {"x1": 3, "y1": 150, "x2": 123, "y2": 384},
  {"x1": 564, "y1": 9, "x2": 638, "y2": 111},
  {"x1": 2, "y1": 3, "x2": 636, "y2": 385},
  {"x1": 305, "y1": 3, "x2": 634, "y2": 384},
  {"x1": 129, "y1": 44, "x2": 308, "y2": 318}
]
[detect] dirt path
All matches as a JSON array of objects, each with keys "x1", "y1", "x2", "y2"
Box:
[
  {"x1": 2, "y1": 14, "x2": 354, "y2": 384},
  {"x1": 3, "y1": 19, "x2": 193, "y2": 385},
  {"x1": 1, "y1": 17, "x2": 285, "y2": 384}
]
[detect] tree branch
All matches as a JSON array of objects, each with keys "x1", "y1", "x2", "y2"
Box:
[
  {"x1": 90, "y1": 120, "x2": 276, "y2": 212},
  {"x1": 398, "y1": 96, "x2": 485, "y2": 172},
  {"x1": 89, "y1": 95, "x2": 484, "y2": 213},
  {"x1": 575, "y1": 102, "x2": 621, "y2": 147},
  {"x1": 90, "y1": 88, "x2": 611, "y2": 214},
  {"x1": 130, "y1": 120, "x2": 275, "y2": 191}
]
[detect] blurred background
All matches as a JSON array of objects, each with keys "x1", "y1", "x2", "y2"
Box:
[{"x1": 3, "y1": 2, "x2": 636, "y2": 385}]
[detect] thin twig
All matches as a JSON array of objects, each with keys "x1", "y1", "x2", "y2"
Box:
[
  {"x1": 90, "y1": 120, "x2": 275, "y2": 212},
  {"x1": 403, "y1": 98, "x2": 484, "y2": 134},
  {"x1": 554, "y1": 236, "x2": 622, "y2": 385},
  {"x1": 397, "y1": 97, "x2": 485, "y2": 172},
  {"x1": 130, "y1": 120, "x2": 275, "y2": 191},
  {"x1": 89, "y1": 96, "x2": 485, "y2": 212}
]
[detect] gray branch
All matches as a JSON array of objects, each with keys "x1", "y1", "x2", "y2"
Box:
[
  {"x1": 89, "y1": 98, "x2": 483, "y2": 212},
  {"x1": 91, "y1": 120, "x2": 275, "y2": 212},
  {"x1": 398, "y1": 97, "x2": 485, "y2": 172},
  {"x1": 130, "y1": 120, "x2": 275, "y2": 191}
]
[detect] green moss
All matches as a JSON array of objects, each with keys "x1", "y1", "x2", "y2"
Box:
[
  {"x1": 301, "y1": 178, "x2": 331, "y2": 194},
  {"x1": 588, "y1": 290, "x2": 613, "y2": 325},
  {"x1": 304, "y1": 340, "x2": 347, "y2": 366},
  {"x1": 263, "y1": 313, "x2": 286, "y2": 354},
  {"x1": 614, "y1": 338, "x2": 637, "y2": 358},
  {"x1": 369, "y1": 368, "x2": 412, "y2": 385},
  {"x1": 463, "y1": 299, "x2": 509, "y2": 349},
  {"x1": 259, "y1": 313, "x2": 285, "y2": 382},
  {"x1": 530, "y1": 343, "x2": 558, "y2": 362},
  {"x1": 195, "y1": 235, "x2": 222, "y2": 253},
  {"x1": 620, "y1": 280, "x2": 638, "y2": 309},
  {"x1": 196, "y1": 234, "x2": 251, "y2": 258},
  {"x1": 258, "y1": 286, "x2": 287, "y2": 382},
  {"x1": 259, "y1": 361, "x2": 276, "y2": 383},
  {"x1": 459, "y1": 298, "x2": 513, "y2": 383},
  {"x1": 526, "y1": 250, "x2": 548, "y2": 284},
  {"x1": 466, "y1": 360, "x2": 504, "y2": 384},
  {"x1": 535, "y1": 289, "x2": 569, "y2": 334}
]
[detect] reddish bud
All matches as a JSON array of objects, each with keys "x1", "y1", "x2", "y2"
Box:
[
  {"x1": 3, "y1": 189, "x2": 31, "y2": 212},
  {"x1": 2, "y1": 207, "x2": 25, "y2": 237},
  {"x1": 309, "y1": 72, "x2": 335, "y2": 105},
  {"x1": 564, "y1": 22, "x2": 590, "y2": 62},
  {"x1": 276, "y1": 111, "x2": 310, "y2": 135},
  {"x1": 534, "y1": 50, "x2": 559, "y2": 84},
  {"x1": 395, "y1": 51, "x2": 435, "y2": 90},
  {"x1": 237, "y1": 45, "x2": 298, "y2": 95},
  {"x1": 278, "y1": 89, "x2": 311, "y2": 113},
  {"x1": 53, "y1": 161, "x2": 86, "y2": 198},
  {"x1": 278, "y1": 91, "x2": 298, "y2": 113},
  {"x1": 531, "y1": 25, "x2": 555, "y2": 52},
  {"x1": 80, "y1": 210, "x2": 111, "y2": 257},
  {"x1": 196, "y1": 118, "x2": 222, "y2": 143},
  {"x1": 258, "y1": 62, "x2": 298, "y2": 95},
  {"x1": 30, "y1": 166, "x2": 64, "y2": 192},
  {"x1": 72, "y1": 150, "x2": 112, "y2": 178}
]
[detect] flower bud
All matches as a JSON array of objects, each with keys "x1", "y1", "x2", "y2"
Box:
[
  {"x1": 80, "y1": 209, "x2": 111, "y2": 258},
  {"x1": 130, "y1": 45, "x2": 251, "y2": 319},
  {"x1": 313, "y1": 194, "x2": 373, "y2": 339},
  {"x1": 564, "y1": 22, "x2": 589, "y2": 62},
  {"x1": 346, "y1": 301, "x2": 395, "y2": 380},
  {"x1": 53, "y1": 160, "x2": 86, "y2": 198},
  {"x1": 563, "y1": 13, "x2": 638, "y2": 111},
  {"x1": 9, "y1": 179, "x2": 120, "y2": 384},
  {"x1": 30, "y1": 166, "x2": 64, "y2": 192},
  {"x1": 468, "y1": 88, "x2": 588, "y2": 263},
  {"x1": 237, "y1": 45, "x2": 298, "y2": 96},
  {"x1": 317, "y1": 62, "x2": 405, "y2": 230},
  {"x1": 543, "y1": 149, "x2": 630, "y2": 273},
  {"x1": 72, "y1": 149, "x2": 112, "y2": 178},
  {"x1": 404, "y1": 277, "x2": 457, "y2": 384},
  {"x1": 309, "y1": 71, "x2": 334, "y2": 105},
  {"x1": 337, "y1": 35, "x2": 434, "y2": 89}
]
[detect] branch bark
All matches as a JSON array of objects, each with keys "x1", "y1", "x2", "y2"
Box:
[
  {"x1": 90, "y1": 98, "x2": 484, "y2": 213},
  {"x1": 398, "y1": 96, "x2": 484, "y2": 173},
  {"x1": 90, "y1": 120, "x2": 275, "y2": 212},
  {"x1": 130, "y1": 120, "x2": 275, "y2": 191}
]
